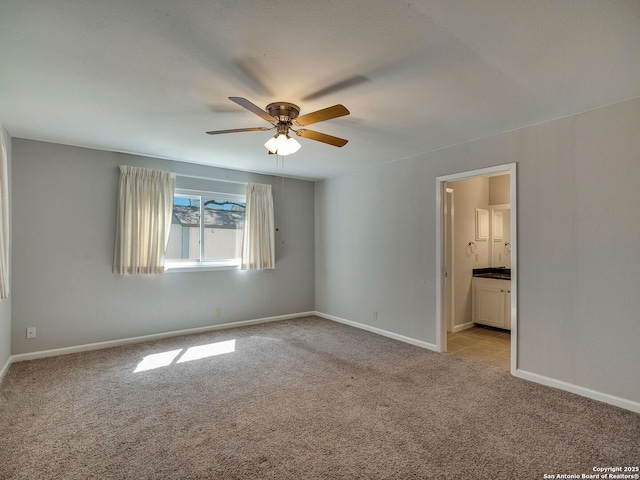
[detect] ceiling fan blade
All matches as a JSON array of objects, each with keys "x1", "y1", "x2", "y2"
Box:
[
  {"x1": 292, "y1": 104, "x2": 350, "y2": 127},
  {"x1": 302, "y1": 75, "x2": 369, "y2": 101},
  {"x1": 229, "y1": 97, "x2": 277, "y2": 123},
  {"x1": 206, "y1": 127, "x2": 273, "y2": 135},
  {"x1": 295, "y1": 129, "x2": 348, "y2": 147},
  {"x1": 232, "y1": 57, "x2": 274, "y2": 96}
]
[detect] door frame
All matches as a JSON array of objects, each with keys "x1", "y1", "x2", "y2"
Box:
[
  {"x1": 435, "y1": 163, "x2": 518, "y2": 374},
  {"x1": 444, "y1": 188, "x2": 455, "y2": 333}
]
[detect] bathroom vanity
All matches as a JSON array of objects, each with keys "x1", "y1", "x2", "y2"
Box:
[{"x1": 472, "y1": 268, "x2": 511, "y2": 330}]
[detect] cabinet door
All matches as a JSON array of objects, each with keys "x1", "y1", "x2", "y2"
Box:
[{"x1": 474, "y1": 283, "x2": 504, "y2": 328}]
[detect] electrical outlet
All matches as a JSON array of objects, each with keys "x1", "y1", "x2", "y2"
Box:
[
  {"x1": 373, "y1": 310, "x2": 378, "y2": 320},
  {"x1": 475, "y1": 254, "x2": 479, "y2": 262},
  {"x1": 26, "y1": 327, "x2": 36, "y2": 339},
  {"x1": 499, "y1": 253, "x2": 502, "y2": 261},
  {"x1": 215, "y1": 307, "x2": 221, "y2": 317}
]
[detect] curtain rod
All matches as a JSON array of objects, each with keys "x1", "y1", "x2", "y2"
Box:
[{"x1": 175, "y1": 173, "x2": 247, "y2": 185}]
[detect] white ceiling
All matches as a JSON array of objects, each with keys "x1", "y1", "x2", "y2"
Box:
[{"x1": 1, "y1": 1, "x2": 639, "y2": 180}]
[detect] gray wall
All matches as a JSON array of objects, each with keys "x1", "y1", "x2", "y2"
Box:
[
  {"x1": 315, "y1": 162, "x2": 433, "y2": 340},
  {"x1": 0, "y1": 126, "x2": 11, "y2": 371},
  {"x1": 12, "y1": 139, "x2": 315, "y2": 354},
  {"x1": 316, "y1": 97, "x2": 640, "y2": 404}
]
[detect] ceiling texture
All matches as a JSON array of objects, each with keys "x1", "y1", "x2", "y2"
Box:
[{"x1": 1, "y1": 0, "x2": 639, "y2": 180}]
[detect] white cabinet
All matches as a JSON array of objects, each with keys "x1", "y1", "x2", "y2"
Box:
[{"x1": 472, "y1": 277, "x2": 511, "y2": 330}]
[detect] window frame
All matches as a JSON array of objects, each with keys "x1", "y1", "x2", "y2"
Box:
[{"x1": 164, "y1": 188, "x2": 246, "y2": 273}]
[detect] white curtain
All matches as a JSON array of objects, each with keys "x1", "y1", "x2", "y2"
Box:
[
  {"x1": 113, "y1": 166, "x2": 175, "y2": 275},
  {"x1": 241, "y1": 182, "x2": 275, "y2": 270},
  {"x1": 0, "y1": 120, "x2": 9, "y2": 299}
]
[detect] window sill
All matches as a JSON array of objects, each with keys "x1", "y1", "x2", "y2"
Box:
[{"x1": 164, "y1": 261, "x2": 241, "y2": 273}]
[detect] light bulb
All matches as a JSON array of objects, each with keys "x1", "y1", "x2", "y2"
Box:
[
  {"x1": 264, "y1": 135, "x2": 279, "y2": 154},
  {"x1": 264, "y1": 133, "x2": 301, "y2": 156},
  {"x1": 275, "y1": 133, "x2": 289, "y2": 153},
  {"x1": 286, "y1": 136, "x2": 301, "y2": 155}
]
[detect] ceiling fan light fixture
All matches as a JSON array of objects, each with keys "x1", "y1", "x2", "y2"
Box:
[
  {"x1": 264, "y1": 135, "x2": 280, "y2": 154},
  {"x1": 264, "y1": 133, "x2": 301, "y2": 156},
  {"x1": 283, "y1": 135, "x2": 301, "y2": 155}
]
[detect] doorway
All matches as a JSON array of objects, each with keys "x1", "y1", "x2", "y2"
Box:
[{"x1": 436, "y1": 164, "x2": 517, "y2": 374}]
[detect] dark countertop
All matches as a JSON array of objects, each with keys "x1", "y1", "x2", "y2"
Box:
[{"x1": 472, "y1": 267, "x2": 511, "y2": 280}]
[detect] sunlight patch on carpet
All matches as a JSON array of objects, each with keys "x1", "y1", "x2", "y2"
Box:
[
  {"x1": 133, "y1": 349, "x2": 183, "y2": 373},
  {"x1": 177, "y1": 340, "x2": 236, "y2": 363},
  {"x1": 133, "y1": 340, "x2": 236, "y2": 373}
]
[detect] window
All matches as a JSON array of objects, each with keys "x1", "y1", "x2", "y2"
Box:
[{"x1": 165, "y1": 189, "x2": 246, "y2": 271}]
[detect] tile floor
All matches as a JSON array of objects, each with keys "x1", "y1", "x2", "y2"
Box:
[{"x1": 447, "y1": 325, "x2": 511, "y2": 370}]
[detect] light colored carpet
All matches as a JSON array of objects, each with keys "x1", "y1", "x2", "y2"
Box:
[{"x1": 1, "y1": 316, "x2": 638, "y2": 479}]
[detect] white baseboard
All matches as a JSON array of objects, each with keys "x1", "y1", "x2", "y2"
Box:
[
  {"x1": 5, "y1": 311, "x2": 639, "y2": 414},
  {"x1": 514, "y1": 369, "x2": 640, "y2": 414},
  {"x1": 0, "y1": 355, "x2": 11, "y2": 383},
  {"x1": 315, "y1": 311, "x2": 640, "y2": 413},
  {"x1": 452, "y1": 322, "x2": 475, "y2": 333},
  {"x1": 10, "y1": 311, "x2": 315, "y2": 364},
  {"x1": 315, "y1": 311, "x2": 438, "y2": 352}
]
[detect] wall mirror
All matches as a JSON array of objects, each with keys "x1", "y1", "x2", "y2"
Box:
[{"x1": 490, "y1": 205, "x2": 511, "y2": 267}]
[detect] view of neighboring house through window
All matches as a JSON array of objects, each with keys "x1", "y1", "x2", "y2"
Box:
[{"x1": 165, "y1": 190, "x2": 246, "y2": 267}]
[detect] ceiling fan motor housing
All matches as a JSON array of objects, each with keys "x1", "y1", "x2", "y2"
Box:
[{"x1": 266, "y1": 102, "x2": 300, "y2": 123}]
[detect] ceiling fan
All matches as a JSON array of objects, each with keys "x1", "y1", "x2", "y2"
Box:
[{"x1": 206, "y1": 97, "x2": 350, "y2": 156}]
